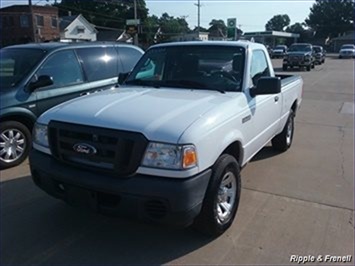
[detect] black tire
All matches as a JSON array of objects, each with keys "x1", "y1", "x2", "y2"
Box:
[
  {"x1": 306, "y1": 65, "x2": 311, "y2": 71},
  {"x1": 271, "y1": 110, "x2": 295, "y2": 152},
  {"x1": 0, "y1": 121, "x2": 31, "y2": 169},
  {"x1": 193, "y1": 154, "x2": 241, "y2": 237},
  {"x1": 311, "y1": 63, "x2": 315, "y2": 69},
  {"x1": 282, "y1": 65, "x2": 288, "y2": 71}
]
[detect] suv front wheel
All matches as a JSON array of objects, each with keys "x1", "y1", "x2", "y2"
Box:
[{"x1": 0, "y1": 121, "x2": 31, "y2": 169}]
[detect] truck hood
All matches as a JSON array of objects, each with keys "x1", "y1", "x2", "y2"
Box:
[{"x1": 38, "y1": 86, "x2": 237, "y2": 143}]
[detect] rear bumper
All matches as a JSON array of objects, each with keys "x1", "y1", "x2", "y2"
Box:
[
  {"x1": 29, "y1": 149, "x2": 212, "y2": 227},
  {"x1": 283, "y1": 59, "x2": 312, "y2": 67}
]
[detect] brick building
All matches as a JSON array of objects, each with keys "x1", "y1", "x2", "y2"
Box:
[{"x1": 0, "y1": 5, "x2": 60, "y2": 47}]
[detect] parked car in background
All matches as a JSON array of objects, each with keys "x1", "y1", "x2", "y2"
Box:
[
  {"x1": 0, "y1": 42, "x2": 144, "y2": 169},
  {"x1": 283, "y1": 43, "x2": 315, "y2": 71},
  {"x1": 313, "y1": 45, "x2": 325, "y2": 64},
  {"x1": 338, "y1": 44, "x2": 355, "y2": 58},
  {"x1": 272, "y1": 45, "x2": 287, "y2": 58}
]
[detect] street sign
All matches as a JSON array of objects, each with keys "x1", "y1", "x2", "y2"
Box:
[
  {"x1": 126, "y1": 19, "x2": 140, "y2": 25},
  {"x1": 227, "y1": 18, "x2": 236, "y2": 28}
]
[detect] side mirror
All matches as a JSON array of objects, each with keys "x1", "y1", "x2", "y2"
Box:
[
  {"x1": 29, "y1": 75, "x2": 53, "y2": 91},
  {"x1": 250, "y1": 77, "x2": 281, "y2": 97},
  {"x1": 118, "y1": 72, "x2": 130, "y2": 85}
]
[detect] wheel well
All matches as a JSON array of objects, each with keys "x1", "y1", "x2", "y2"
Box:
[
  {"x1": 221, "y1": 141, "x2": 243, "y2": 165},
  {"x1": 1, "y1": 116, "x2": 35, "y2": 133},
  {"x1": 291, "y1": 100, "x2": 298, "y2": 116}
]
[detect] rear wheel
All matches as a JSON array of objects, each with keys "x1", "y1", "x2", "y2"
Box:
[
  {"x1": 282, "y1": 65, "x2": 288, "y2": 71},
  {"x1": 0, "y1": 121, "x2": 31, "y2": 169},
  {"x1": 193, "y1": 154, "x2": 241, "y2": 236},
  {"x1": 272, "y1": 110, "x2": 295, "y2": 152}
]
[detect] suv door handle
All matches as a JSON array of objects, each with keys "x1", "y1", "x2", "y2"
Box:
[{"x1": 274, "y1": 96, "x2": 279, "y2": 102}]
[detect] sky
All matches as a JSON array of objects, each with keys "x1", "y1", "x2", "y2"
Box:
[{"x1": 1, "y1": 0, "x2": 316, "y2": 32}]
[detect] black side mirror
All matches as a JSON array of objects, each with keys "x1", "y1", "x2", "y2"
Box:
[
  {"x1": 250, "y1": 77, "x2": 281, "y2": 97},
  {"x1": 118, "y1": 72, "x2": 130, "y2": 85},
  {"x1": 29, "y1": 75, "x2": 53, "y2": 91}
]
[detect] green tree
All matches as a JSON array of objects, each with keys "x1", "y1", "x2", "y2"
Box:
[
  {"x1": 156, "y1": 13, "x2": 190, "y2": 42},
  {"x1": 55, "y1": 0, "x2": 148, "y2": 28},
  {"x1": 208, "y1": 19, "x2": 227, "y2": 37},
  {"x1": 305, "y1": 0, "x2": 354, "y2": 38},
  {"x1": 265, "y1": 14, "x2": 290, "y2": 31}
]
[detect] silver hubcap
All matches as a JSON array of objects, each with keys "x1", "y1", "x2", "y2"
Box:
[
  {"x1": 216, "y1": 171, "x2": 237, "y2": 224},
  {"x1": 286, "y1": 117, "x2": 293, "y2": 145},
  {"x1": 0, "y1": 129, "x2": 26, "y2": 163}
]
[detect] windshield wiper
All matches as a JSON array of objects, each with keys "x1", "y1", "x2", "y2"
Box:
[{"x1": 163, "y1": 79, "x2": 225, "y2": 94}]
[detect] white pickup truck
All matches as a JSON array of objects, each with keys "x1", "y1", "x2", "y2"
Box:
[{"x1": 29, "y1": 41, "x2": 303, "y2": 236}]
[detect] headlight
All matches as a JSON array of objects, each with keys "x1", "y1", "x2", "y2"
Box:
[
  {"x1": 142, "y1": 142, "x2": 197, "y2": 170},
  {"x1": 33, "y1": 123, "x2": 49, "y2": 147}
]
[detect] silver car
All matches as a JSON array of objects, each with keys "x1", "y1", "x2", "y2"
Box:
[{"x1": 339, "y1": 44, "x2": 355, "y2": 58}]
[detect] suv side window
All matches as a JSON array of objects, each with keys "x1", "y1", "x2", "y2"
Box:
[
  {"x1": 119, "y1": 46, "x2": 143, "y2": 73},
  {"x1": 250, "y1": 50, "x2": 270, "y2": 86},
  {"x1": 76, "y1": 47, "x2": 120, "y2": 82},
  {"x1": 36, "y1": 50, "x2": 83, "y2": 88}
]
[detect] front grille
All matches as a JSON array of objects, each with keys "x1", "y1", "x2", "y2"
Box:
[{"x1": 48, "y1": 121, "x2": 148, "y2": 176}]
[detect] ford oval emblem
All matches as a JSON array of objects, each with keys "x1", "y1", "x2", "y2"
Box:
[{"x1": 73, "y1": 143, "x2": 97, "y2": 155}]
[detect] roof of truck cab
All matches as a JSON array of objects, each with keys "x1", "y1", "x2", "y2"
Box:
[
  {"x1": 3, "y1": 42, "x2": 142, "y2": 52},
  {"x1": 150, "y1": 41, "x2": 265, "y2": 50}
]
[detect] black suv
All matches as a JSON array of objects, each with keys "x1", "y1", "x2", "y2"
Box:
[
  {"x1": 0, "y1": 42, "x2": 143, "y2": 169},
  {"x1": 283, "y1": 43, "x2": 315, "y2": 71}
]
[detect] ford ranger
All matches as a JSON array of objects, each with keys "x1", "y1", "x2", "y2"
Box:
[{"x1": 29, "y1": 41, "x2": 303, "y2": 236}]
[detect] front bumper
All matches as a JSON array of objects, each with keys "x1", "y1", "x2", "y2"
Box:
[
  {"x1": 283, "y1": 58, "x2": 312, "y2": 67},
  {"x1": 29, "y1": 149, "x2": 212, "y2": 227}
]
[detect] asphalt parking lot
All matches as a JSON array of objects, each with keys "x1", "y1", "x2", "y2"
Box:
[{"x1": 1, "y1": 54, "x2": 354, "y2": 265}]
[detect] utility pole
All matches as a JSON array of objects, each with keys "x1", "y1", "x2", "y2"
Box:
[
  {"x1": 134, "y1": 0, "x2": 138, "y2": 46},
  {"x1": 194, "y1": 0, "x2": 201, "y2": 35},
  {"x1": 29, "y1": 0, "x2": 36, "y2": 42}
]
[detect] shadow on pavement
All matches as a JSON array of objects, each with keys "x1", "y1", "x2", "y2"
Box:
[
  {"x1": 0, "y1": 176, "x2": 213, "y2": 265},
  {"x1": 251, "y1": 146, "x2": 280, "y2": 162}
]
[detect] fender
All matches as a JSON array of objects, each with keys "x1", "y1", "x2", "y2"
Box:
[{"x1": 0, "y1": 107, "x2": 37, "y2": 127}]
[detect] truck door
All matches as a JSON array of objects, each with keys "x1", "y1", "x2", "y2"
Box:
[{"x1": 245, "y1": 50, "x2": 282, "y2": 158}]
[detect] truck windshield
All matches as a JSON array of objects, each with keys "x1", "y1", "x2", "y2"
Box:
[
  {"x1": 126, "y1": 45, "x2": 246, "y2": 92},
  {"x1": 0, "y1": 48, "x2": 45, "y2": 89},
  {"x1": 289, "y1": 45, "x2": 312, "y2": 52},
  {"x1": 313, "y1": 47, "x2": 322, "y2": 53}
]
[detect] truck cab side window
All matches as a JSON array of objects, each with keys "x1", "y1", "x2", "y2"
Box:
[
  {"x1": 250, "y1": 50, "x2": 270, "y2": 86},
  {"x1": 35, "y1": 50, "x2": 83, "y2": 88}
]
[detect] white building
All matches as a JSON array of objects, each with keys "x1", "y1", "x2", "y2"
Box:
[{"x1": 59, "y1": 14, "x2": 97, "y2": 42}]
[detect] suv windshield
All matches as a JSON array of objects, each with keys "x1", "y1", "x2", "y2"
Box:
[
  {"x1": 126, "y1": 45, "x2": 245, "y2": 92},
  {"x1": 289, "y1": 44, "x2": 312, "y2": 52},
  {"x1": 0, "y1": 48, "x2": 45, "y2": 89}
]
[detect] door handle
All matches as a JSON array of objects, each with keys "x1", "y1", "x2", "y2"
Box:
[{"x1": 274, "y1": 96, "x2": 279, "y2": 102}]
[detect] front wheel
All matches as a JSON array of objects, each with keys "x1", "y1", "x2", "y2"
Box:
[
  {"x1": 0, "y1": 121, "x2": 31, "y2": 169},
  {"x1": 306, "y1": 65, "x2": 311, "y2": 71},
  {"x1": 282, "y1": 65, "x2": 288, "y2": 71},
  {"x1": 272, "y1": 110, "x2": 295, "y2": 152},
  {"x1": 193, "y1": 154, "x2": 241, "y2": 236}
]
